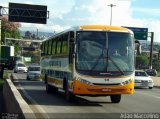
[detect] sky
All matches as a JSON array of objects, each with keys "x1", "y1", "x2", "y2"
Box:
[{"x1": 0, "y1": 0, "x2": 160, "y2": 42}]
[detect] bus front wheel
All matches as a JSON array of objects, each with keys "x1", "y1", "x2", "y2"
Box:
[
  {"x1": 110, "y1": 94, "x2": 121, "y2": 103},
  {"x1": 65, "y1": 90, "x2": 75, "y2": 102},
  {"x1": 63, "y1": 78, "x2": 75, "y2": 102}
]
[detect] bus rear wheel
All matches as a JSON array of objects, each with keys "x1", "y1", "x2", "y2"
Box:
[
  {"x1": 45, "y1": 74, "x2": 52, "y2": 93},
  {"x1": 110, "y1": 94, "x2": 121, "y2": 103},
  {"x1": 46, "y1": 84, "x2": 52, "y2": 93}
]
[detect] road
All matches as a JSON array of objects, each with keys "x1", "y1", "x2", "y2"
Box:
[{"x1": 12, "y1": 73, "x2": 160, "y2": 118}]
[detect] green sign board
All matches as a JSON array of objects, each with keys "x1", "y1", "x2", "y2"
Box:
[
  {"x1": 124, "y1": 27, "x2": 148, "y2": 40},
  {"x1": 134, "y1": 32, "x2": 148, "y2": 40}
]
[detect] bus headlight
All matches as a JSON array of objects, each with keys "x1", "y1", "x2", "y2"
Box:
[
  {"x1": 121, "y1": 79, "x2": 133, "y2": 86},
  {"x1": 78, "y1": 78, "x2": 93, "y2": 86}
]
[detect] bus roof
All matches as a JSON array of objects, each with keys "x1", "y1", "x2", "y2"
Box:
[
  {"x1": 42, "y1": 25, "x2": 133, "y2": 42},
  {"x1": 79, "y1": 25, "x2": 130, "y2": 32}
]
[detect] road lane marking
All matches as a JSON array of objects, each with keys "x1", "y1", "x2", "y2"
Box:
[{"x1": 135, "y1": 90, "x2": 160, "y2": 99}]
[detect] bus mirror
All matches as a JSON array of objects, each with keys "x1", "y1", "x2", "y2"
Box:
[
  {"x1": 137, "y1": 44, "x2": 142, "y2": 55},
  {"x1": 135, "y1": 40, "x2": 141, "y2": 55}
]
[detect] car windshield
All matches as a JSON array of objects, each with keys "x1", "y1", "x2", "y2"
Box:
[
  {"x1": 29, "y1": 67, "x2": 40, "y2": 71},
  {"x1": 17, "y1": 64, "x2": 26, "y2": 67},
  {"x1": 76, "y1": 31, "x2": 134, "y2": 76},
  {"x1": 135, "y1": 71, "x2": 148, "y2": 77}
]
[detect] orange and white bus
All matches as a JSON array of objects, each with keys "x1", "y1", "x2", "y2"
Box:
[{"x1": 40, "y1": 25, "x2": 135, "y2": 103}]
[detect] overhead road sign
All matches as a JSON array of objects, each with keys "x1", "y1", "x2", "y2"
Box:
[
  {"x1": 123, "y1": 26, "x2": 148, "y2": 40},
  {"x1": 8, "y1": 3, "x2": 48, "y2": 24}
]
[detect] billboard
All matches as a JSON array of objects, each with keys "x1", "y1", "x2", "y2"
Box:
[{"x1": 9, "y1": 3, "x2": 48, "y2": 24}]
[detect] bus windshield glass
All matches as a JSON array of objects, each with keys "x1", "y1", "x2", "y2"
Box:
[{"x1": 76, "y1": 31, "x2": 134, "y2": 76}]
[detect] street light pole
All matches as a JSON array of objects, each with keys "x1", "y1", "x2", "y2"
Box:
[{"x1": 108, "y1": 4, "x2": 116, "y2": 26}]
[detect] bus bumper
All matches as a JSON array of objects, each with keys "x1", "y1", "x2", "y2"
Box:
[{"x1": 73, "y1": 80, "x2": 134, "y2": 96}]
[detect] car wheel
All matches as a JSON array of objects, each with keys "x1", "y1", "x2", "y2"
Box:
[
  {"x1": 149, "y1": 87, "x2": 153, "y2": 89},
  {"x1": 110, "y1": 94, "x2": 121, "y2": 103}
]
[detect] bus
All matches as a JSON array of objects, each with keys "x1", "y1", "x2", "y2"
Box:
[{"x1": 40, "y1": 25, "x2": 136, "y2": 103}]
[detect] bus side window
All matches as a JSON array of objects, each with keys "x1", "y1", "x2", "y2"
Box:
[
  {"x1": 69, "y1": 31, "x2": 75, "y2": 64},
  {"x1": 52, "y1": 40, "x2": 56, "y2": 55},
  {"x1": 62, "y1": 34, "x2": 69, "y2": 55},
  {"x1": 57, "y1": 38, "x2": 61, "y2": 54}
]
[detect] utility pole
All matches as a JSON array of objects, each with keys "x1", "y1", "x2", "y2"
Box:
[
  {"x1": 149, "y1": 32, "x2": 154, "y2": 69},
  {"x1": 36, "y1": 29, "x2": 38, "y2": 39},
  {"x1": 108, "y1": 4, "x2": 116, "y2": 26}
]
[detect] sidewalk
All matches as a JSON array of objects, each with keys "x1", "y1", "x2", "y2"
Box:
[{"x1": 151, "y1": 77, "x2": 160, "y2": 87}]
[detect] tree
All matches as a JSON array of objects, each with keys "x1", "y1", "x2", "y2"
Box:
[
  {"x1": 25, "y1": 31, "x2": 32, "y2": 39},
  {"x1": 136, "y1": 55, "x2": 149, "y2": 69},
  {"x1": 152, "y1": 58, "x2": 160, "y2": 71},
  {"x1": 1, "y1": 16, "x2": 21, "y2": 44}
]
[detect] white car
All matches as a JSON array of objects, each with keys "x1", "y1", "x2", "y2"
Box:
[
  {"x1": 27, "y1": 66, "x2": 41, "y2": 80},
  {"x1": 14, "y1": 63, "x2": 28, "y2": 73},
  {"x1": 134, "y1": 70, "x2": 154, "y2": 89}
]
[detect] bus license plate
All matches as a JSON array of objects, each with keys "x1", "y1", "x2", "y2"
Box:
[{"x1": 102, "y1": 88, "x2": 112, "y2": 92}]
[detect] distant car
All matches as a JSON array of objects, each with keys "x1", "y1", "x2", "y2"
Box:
[
  {"x1": 134, "y1": 70, "x2": 154, "y2": 89},
  {"x1": 27, "y1": 66, "x2": 41, "y2": 80},
  {"x1": 145, "y1": 69, "x2": 157, "y2": 76},
  {"x1": 14, "y1": 63, "x2": 28, "y2": 73}
]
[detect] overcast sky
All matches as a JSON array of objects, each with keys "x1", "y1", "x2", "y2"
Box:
[{"x1": 0, "y1": 0, "x2": 160, "y2": 42}]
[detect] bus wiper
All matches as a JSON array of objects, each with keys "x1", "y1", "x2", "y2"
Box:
[
  {"x1": 107, "y1": 56, "x2": 124, "y2": 75},
  {"x1": 89, "y1": 53, "x2": 103, "y2": 73}
]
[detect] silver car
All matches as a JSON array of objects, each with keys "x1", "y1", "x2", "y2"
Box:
[
  {"x1": 135, "y1": 70, "x2": 154, "y2": 89},
  {"x1": 14, "y1": 63, "x2": 28, "y2": 73},
  {"x1": 27, "y1": 66, "x2": 41, "y2": 80}
]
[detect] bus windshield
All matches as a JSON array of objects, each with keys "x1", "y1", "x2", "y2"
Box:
[{"x1": 76, "y1": 31, "x2": 134, "y2": 76}]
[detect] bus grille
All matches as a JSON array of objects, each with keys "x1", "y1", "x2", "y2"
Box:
[{"x1": 93, "y1": 83, "x2": 121, "y2": 86}]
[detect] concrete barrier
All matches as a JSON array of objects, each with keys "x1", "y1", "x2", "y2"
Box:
[
  {"x1": 151, "y1": 77, "x2": 160, "y2": 88},
  {"x1": 3, "y1": 79, "x2": 36, "y2": 119}
]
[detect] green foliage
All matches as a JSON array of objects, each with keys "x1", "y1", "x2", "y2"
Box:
[
  {"x1": 136, "y1": 54, "x2": 160, "y2": 77},
  {"x1": 136, "y1": 55, "x2": 149, "y2": 69},
  {"x1": 152, "y1": 59, "x2": 160, "y2": 71},
  {"x1": 24, "y1": 31, "x2": 32, "y2": 39},
  {"x1": 1, "y1": 16, "x2": 21, "y2": 44}
]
